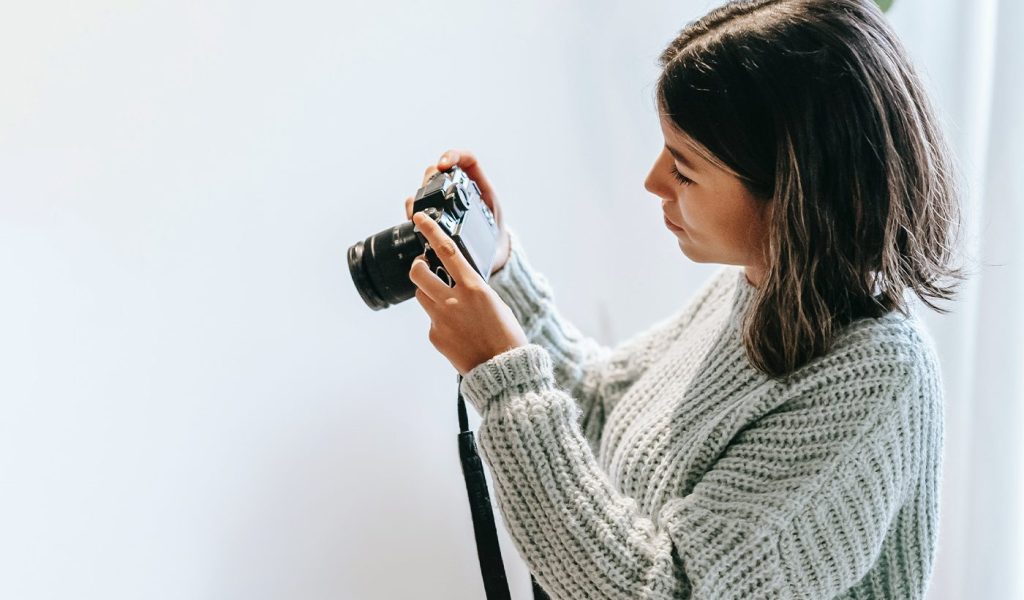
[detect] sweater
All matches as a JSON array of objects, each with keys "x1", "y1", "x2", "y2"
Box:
[{"x1": 458, "y1": 227, "x2": 944, "y2": 600}]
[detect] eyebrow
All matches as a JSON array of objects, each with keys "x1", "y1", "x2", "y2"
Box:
[{"x1": 665, "y1": 144, "x2": 700, "y2": 172}]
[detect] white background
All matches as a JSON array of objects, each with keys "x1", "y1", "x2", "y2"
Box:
[{"x1": 1, "y1": 1, "x2": 1020, "y2": 599}]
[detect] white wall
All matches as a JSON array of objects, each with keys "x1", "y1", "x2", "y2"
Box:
[
  {"x1": 1, "y1": 1, "x2": 1019, "y2": 599},
  {"x1": 0, "y1": 2, "x2": 717, "y2": 598}
]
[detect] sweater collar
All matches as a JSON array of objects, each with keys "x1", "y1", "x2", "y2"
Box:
[{"x1": 727, "y1": 266, "x2": 758, "y2": 329}]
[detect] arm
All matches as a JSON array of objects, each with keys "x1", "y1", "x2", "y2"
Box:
[
  {"x1": 486, "y1": 227, "x2": 720, "y2": 449},
  {"x1": 458, "y1": 342, "x2": 926, "y2": 600}
]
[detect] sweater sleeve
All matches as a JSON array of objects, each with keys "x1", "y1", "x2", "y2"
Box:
[
  {"x1": 484, "y1": 227, "x2": 712, "y2": 449},
  {"x1": 458, "y1": 343, "x2": 923, "y2": 600}
]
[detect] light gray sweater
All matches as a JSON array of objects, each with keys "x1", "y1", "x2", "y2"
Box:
[{"x1": 458, "y1": 227, "x2": 944, "y2": 600}]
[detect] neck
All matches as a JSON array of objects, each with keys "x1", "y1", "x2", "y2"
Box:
[{"x1": 743, "y1": 265, "x2": 764, "y2": 288}]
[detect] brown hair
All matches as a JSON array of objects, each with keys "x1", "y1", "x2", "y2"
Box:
[{"x1": 656, "y1": 0, "x2": 973, "y2": 378}]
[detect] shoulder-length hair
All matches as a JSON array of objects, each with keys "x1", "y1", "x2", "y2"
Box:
[{"x1": 656, "y1": 0, "x2": 971, "y2": 378}]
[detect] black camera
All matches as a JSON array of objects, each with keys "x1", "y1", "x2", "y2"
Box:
[{"x1": 347, "y1": 166, "x2": 501, "y2": 310}]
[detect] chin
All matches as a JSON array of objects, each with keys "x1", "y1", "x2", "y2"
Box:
[{"x1": 677, "y1": 238, "x2": 703, "y2": 261}]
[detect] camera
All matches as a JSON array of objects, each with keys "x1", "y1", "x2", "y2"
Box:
[{"x1": 347, "y1": 166, "x2": 501, "y2": 310}]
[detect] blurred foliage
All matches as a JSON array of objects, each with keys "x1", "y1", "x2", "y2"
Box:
[{"x1": 875, "y1": 0, "x2": 894, "y2": 12}]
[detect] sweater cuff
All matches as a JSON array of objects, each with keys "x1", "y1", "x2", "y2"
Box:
[{"x1": 459, "y1": 343, "x2": 556, "y2": 414}]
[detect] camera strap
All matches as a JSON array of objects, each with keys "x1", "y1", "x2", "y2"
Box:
[{"x1": 456, "y1": 374, "x2": 550, "y2": 600}]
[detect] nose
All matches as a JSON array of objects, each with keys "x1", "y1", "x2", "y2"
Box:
[
  {"x1": 643, "y1": 162, "x2": 659, "y2": 196},
  {"x1": 644, "y1": 150, "x2": 670, "y2": 198}
]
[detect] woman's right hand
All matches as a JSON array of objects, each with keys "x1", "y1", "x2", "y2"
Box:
[{"x1": 405, "y1": 149, "x2": 512, "y2": 277}]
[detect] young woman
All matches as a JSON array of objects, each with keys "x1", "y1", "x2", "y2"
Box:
[{"x1": 406, "y1": 0, "x2": 968, "y2": 597}]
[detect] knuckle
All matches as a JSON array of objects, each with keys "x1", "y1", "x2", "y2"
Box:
[{"x1": 436, "y1": 240, "x2": 459, "y2": 259}]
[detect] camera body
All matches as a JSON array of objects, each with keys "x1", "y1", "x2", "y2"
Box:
[
  {"x1": 347, "y1": 166, "x2": 500, "y2": 310},
  {"x1": 412, "y1": 166, "x2": 499, "y2": 287}
]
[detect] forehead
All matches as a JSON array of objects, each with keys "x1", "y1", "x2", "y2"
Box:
[
  {"x1": 656, "y1": 112, "x2": 745, "y2": 180},
  {"x1": 658, "y1": 113, "x2": 705, "y2": 165},
  {"x1": 658, "y1": 113, "x2": 698, "y2": 149}
]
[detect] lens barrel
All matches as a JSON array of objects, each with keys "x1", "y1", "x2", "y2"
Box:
[{"x1": 347, "y1": 220, "x2": 425, "y2": 310}]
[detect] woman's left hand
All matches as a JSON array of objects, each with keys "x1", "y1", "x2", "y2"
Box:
[{"x1": 409, "y1": 211, "x2": 529, "y2": 376}]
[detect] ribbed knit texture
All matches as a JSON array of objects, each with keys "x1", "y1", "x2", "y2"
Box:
[{"x1": 459, "y1": 227, "x2": 945, "y2": 600}]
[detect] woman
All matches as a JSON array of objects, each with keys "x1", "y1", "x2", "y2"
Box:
[{"x1": 406, "y1": 0, "x2": 968, "y2": 597}]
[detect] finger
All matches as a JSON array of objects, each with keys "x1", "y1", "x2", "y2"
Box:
[
  {"x1": 421, "y1": 164, "x2": 439, "y2": 188},
  {"x1": 437, "y1": 149, "x2": 498, "y2": 213},
  {"x1": 414, "y1": 287, "x2": 442, "y2": 320},
  {"x1": 411, "y1": 211, "x2": 479, "y2": 287},
  {"x1": 405, "y1": 195, "x2": 414, "y2": 220},
  {"x1": 409, "y1": 256, "x2": 453, "y2": 301}
]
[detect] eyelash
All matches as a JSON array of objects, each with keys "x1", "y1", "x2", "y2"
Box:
[{"x1": 669, "y1": 165, "x2": 693, "y2": 186}]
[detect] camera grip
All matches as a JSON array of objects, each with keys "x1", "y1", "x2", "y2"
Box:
[{"x1": 424, "y1": 246, "x2": 456, "y2": 288}]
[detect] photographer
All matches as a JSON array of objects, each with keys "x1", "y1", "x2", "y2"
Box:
[{"x1": 405, "y1": 1, "x2": 965, "y2": 598}]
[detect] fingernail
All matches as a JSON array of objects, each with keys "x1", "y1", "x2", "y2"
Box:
[{"x1": 438, "y1": 154, "x2": 448, "y2": 165}]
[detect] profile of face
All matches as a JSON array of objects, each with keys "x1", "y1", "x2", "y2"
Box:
[{"x1": 644, "y1": 112, "x2": 772, "y2": 287}]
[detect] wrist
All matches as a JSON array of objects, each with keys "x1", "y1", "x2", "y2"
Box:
[{"x1": 489, "y1": 232, "x2": 512, "y2": 276}]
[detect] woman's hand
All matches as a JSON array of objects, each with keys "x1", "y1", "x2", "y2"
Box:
[
  {"x1": 408, "y1": 210, "x2": 528, "y2": 377},
  {"x1": 405, "y1": 149, "x2": 512, "y2": 276}
]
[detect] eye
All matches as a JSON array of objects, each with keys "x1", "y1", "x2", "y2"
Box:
[{"x1": 669, "y1": 165, "x2": 694, "y2": 186}]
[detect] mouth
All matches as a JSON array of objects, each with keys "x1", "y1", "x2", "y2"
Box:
[{"x1": 663, "y1": 214, "x2": 684, "y2": 232}]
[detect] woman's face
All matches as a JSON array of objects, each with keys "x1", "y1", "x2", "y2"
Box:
[{"x1": 644, "y1": 112, "x2": 772, "y2": 287}]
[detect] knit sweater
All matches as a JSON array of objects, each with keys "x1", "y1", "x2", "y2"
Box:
[{"x1": 458, "y1": 227, "x2": 944, "y2": 600}]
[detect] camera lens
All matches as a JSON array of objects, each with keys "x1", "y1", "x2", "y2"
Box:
[{"x1": 347, "y1": 220, "x2": 425, "y2": 310}]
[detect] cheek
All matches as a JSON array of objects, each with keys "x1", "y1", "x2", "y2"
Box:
[
  {"x1": 679, "y1": 191, "x2": 745, "y2": 243},
  {"x1": 677, "y1": 190, "x2": 711, "y2": 229},
  {"x1": 676, "y1": 179, "x2": 767, "y2": 259},
  {"x1": 720, "y1": 200, "x2": 768, "y2": 256}
]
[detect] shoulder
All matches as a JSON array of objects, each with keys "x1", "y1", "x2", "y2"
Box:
[
  {"x1": 835, "y1": 309, "x2": 940, "y2": 381},
  {"x1": 774, "y1": 307, "x2": 942, "y2": 411}
]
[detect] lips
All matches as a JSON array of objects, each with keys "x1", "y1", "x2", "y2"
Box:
[{"x1": 663, "y1": 214, "x2": 684, "y2": 231}]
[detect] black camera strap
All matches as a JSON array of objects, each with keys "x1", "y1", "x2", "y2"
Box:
[{"x1": 456, "y1": 373, "x2": 550, "y2": 600}]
